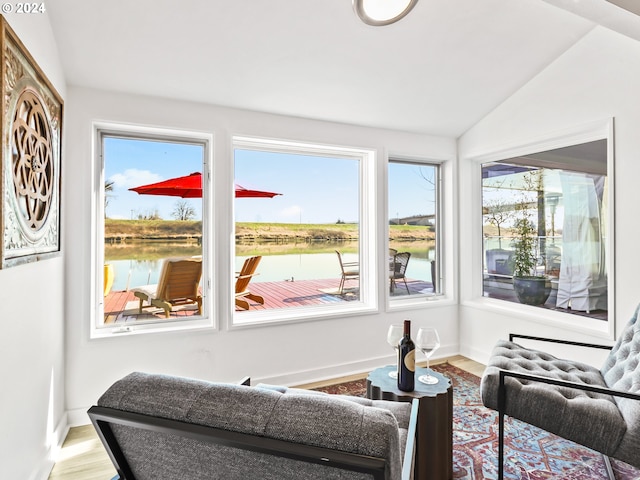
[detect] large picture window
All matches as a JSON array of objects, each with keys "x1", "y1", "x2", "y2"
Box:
[
  {"x1": 481, "y1": 139, "x2": 609, "y2": 321},
  {"x1": 94, "y1": 127, "x2": 211, "y2": 335},
  {"x1": 232, "y1": 137, "x2": 375, "y2": 324}
]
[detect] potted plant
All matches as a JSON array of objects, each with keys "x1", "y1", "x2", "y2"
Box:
[{"x1": 511, "y1": 201, "x2": 551, "y2": 306}]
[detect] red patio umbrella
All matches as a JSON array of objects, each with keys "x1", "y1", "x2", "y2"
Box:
[{"x1": 128, "y1": 172, "x2": 281, "y2": 198}]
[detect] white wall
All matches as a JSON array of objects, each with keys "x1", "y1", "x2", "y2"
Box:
[
  {"x1": 64, "y1": 86, "x2": 459, "y2": 424},
  {"x1": 0, "y1": 13, "x2": 67, "y2": 480},
  {"x1": 458, "y1": 26, "x2": 640, "y2": 364}
]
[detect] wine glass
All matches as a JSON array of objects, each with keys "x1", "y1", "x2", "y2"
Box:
[
  {"x1": 416, "y1": 327, "x2": 440, "y2": 384},
  {"x1": 386, "y1": 324, "x2": 403, "y2": 378}
]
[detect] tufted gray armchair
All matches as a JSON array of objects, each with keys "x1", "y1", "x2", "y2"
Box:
[{"x1": 481, "y1": 305, "x2": 640, "y2": 479}]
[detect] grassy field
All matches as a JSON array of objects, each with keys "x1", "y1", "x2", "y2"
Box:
[
  {"x1": 105, "y1": 219, "x2": 202, "y2": 240},
  {"x1": 104, "y1": 219, "x2": 434, "y2": 242}
]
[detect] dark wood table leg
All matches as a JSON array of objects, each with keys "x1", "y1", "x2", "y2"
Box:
[
  {"x1": 414, "y1": 384, "x2": 453, "y2": 480},
  {"x1": 366, "y1": 366, "x2": 453, "y2": 480}
]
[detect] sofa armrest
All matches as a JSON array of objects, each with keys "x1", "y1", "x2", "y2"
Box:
[
  {"x1": 508, "y1": 334, "x2": 613, "y2": 351},
  {"x1": 401, "y1": 399, "x2": 419, "y2": 480}
]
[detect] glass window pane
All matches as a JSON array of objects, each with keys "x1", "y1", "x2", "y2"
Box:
[
  {"x1": 481, "y1": 139, "x2": 608, "y2": 321},
  {"x1": 388, "y1": 161, "x2": 439, "y2": 298},
  {"x1": 234, "y1": 147, "x2": 361, "y2": 314},
  {"x1": 101, "y1": 135, "x2": 205, "y2": 327}
]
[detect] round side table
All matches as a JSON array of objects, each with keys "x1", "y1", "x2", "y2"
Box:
[{"x1": 367, "y1": 365, "x2": 453, "y2": 480}]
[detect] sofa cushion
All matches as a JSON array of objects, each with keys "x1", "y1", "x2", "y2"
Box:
[
  {"x1": 255, "y1": 384, "x2": 411, "y2": 431},
  {"x1": 254, "y1": 384, "x2": 411, "y2": 470},
  {"x1": 480, "y1": 340, "x2": 626, "y2": 455},
  {"x1": 98, "y1": 372, "x2": 282, "y2": 436}
]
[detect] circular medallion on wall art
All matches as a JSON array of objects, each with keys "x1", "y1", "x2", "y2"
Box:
[{"x1": 10, "y1": 88, "x2": 55, "y2": 237}]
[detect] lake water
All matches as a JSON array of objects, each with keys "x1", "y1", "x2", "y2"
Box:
[{"x1": 105, "y1": 243, "x2": 435, "y2": 291}]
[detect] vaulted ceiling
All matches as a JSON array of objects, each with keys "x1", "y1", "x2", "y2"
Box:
[{"x1": 47, "y1": 0, "x2": 639, "y2": 137}]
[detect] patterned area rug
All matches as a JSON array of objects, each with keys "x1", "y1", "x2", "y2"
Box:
[{"x1": 315, "y1": 363, "x2": 640, "y2": 480}]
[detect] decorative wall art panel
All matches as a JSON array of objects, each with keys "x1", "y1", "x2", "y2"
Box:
[{"x1": 1, "y1": 16, "x2": 63, "y2": 268}]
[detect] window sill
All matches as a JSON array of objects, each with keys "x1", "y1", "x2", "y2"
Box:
[
  {"x1": 387, "y1": 293, "x2": 453, "y2": 311},
  {"x1": 231, "y1": 302, "x2": 378, "y2": 329},
  {"x1": 461, "y1": 296, "x2": 614, "y2": 340},
  {"x1": 90, "y1": 316, "x2": 215, "y2": 339}
]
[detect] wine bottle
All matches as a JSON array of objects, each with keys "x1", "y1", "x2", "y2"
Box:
[{"x1": 397, "y1": 319, "x2": 415, "y2": 392}]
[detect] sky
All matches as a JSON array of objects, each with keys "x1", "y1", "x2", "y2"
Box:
[
  {"x1": 105, "y1": 137, "x2": 204, "y2": 220},
  {"x1": 104, "y1": 137, "x2": 436, "y2": 223}
]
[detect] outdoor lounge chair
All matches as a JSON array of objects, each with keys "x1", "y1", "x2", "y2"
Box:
[
  {"x1": 335, "y1": 250, "x2": 359, "y2": 294},
  {"x1": 235, "y1": 256, "x2": 264, "y2": 310},
  {"x1": 131, "y1": 257, "x2": 203, "y2": 318},
  {"x1": 389, "y1": 252, "x2": 411, "y2": 294}
]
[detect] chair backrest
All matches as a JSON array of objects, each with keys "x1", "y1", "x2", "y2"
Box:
[
  {"x1": 155, "y1": 258, "x2": 202, "y2": 301},
  {"x1": 90, "y1": 372, "x2": 409, "y2": 480},
  {"x1": 601, "y1": 305, "x2": 640, "y2": 389},
  {"x1": 598, "y1": 305, "x2": 640, "y2": 465},
  {"x1": 392, "y1": 252, "x2": 411, "y2": 276},
  {"x1": 601, "y1": 305, "x2": 640, "y2": 397},
  {"x1": 235, "y1": 256, "x2": 262, "y2": 294},
  {"x1": 336, "y1": 250, "x2": 344, "y2": 271},
  {"x1": 335, "y1": 250, "x2": 354, "y2": 274}
]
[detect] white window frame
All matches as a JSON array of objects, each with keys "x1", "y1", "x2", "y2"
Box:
[
  {"x1": 460, "y1": 119, "x2": 615, "y2": 340},
  {"x1": 90, "y1": 122, "x2": 214, "y2": 339},
  {"x1": 386, "y1": 158, "x2": 443, "y2": 309},
  {"x1": 230, "y1": 136, "x2": 378, "y2": 328}
]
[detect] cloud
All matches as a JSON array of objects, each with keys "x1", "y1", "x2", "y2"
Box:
[{"x1": 109, "y1": 169, "x2": 163, "y2": 189}]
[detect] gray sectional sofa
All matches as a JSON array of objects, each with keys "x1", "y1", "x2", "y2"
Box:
[{"x1": 89, "y1": 372, "x2": 418, "y2": 480}]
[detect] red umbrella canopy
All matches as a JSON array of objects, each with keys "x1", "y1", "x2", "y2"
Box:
[{"x1": 128, "y1": 172, "x2": 281, "y2": 198}]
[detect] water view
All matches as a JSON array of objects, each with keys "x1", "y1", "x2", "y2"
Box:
[
  {"x1": 101, "y1": 136, "x2": 439, "y2": 322},
  {"x1": 106, "y1": 240, "x2": 435, "y2": 292}
]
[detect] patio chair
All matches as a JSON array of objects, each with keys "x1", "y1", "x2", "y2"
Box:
[
  {"x1": 390, "y1": 252, "x2": 411, "y2": 294},
  {"x1": 235, "y1": 256, "x2": 264, "y2": 310},
  {"x1": 131, "y1": 257, "x2": 203, "y2": 318},
  {"x1": 335, "y1": 250, "x2": 359, "y2": 294},
  {"x1": 480, "y1": 304, "x2": 640, "y2": 479}
]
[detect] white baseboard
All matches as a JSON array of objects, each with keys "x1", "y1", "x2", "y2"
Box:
[
  {"x1": 255, "y1": 354, "x2": 393, "y2": 387},
  {"x1": 253, "y1": 343, "x2": 458, "y2": 386},
  {"x1": 30, "y1": 414, "x2": 70, "y2": 480},
  {"x1": 30, "y1": 458, "x2": 55, "y2": 480},
  {"x1": 67, "y1": 408, "x2": 92, "y2": 427},
  {"x1": 458, "y1": 344, "x2": 490, "y2": 366}
]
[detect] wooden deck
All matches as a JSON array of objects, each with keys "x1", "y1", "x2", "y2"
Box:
[{"x1": 104, "y1": 277, "x2": 434, "y2": 323}]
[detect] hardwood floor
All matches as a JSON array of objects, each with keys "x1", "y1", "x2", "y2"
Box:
[
  {"x1": 48, "y1": 424, "x2": 117, "y2": 480},
  {"x1": 48, "y1": 355, "x2": 485, "y2": 480}
]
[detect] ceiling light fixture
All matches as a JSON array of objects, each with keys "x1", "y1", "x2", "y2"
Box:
[{"x1": 353, "y1": 0, "x2": 419, "y2": 26}]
